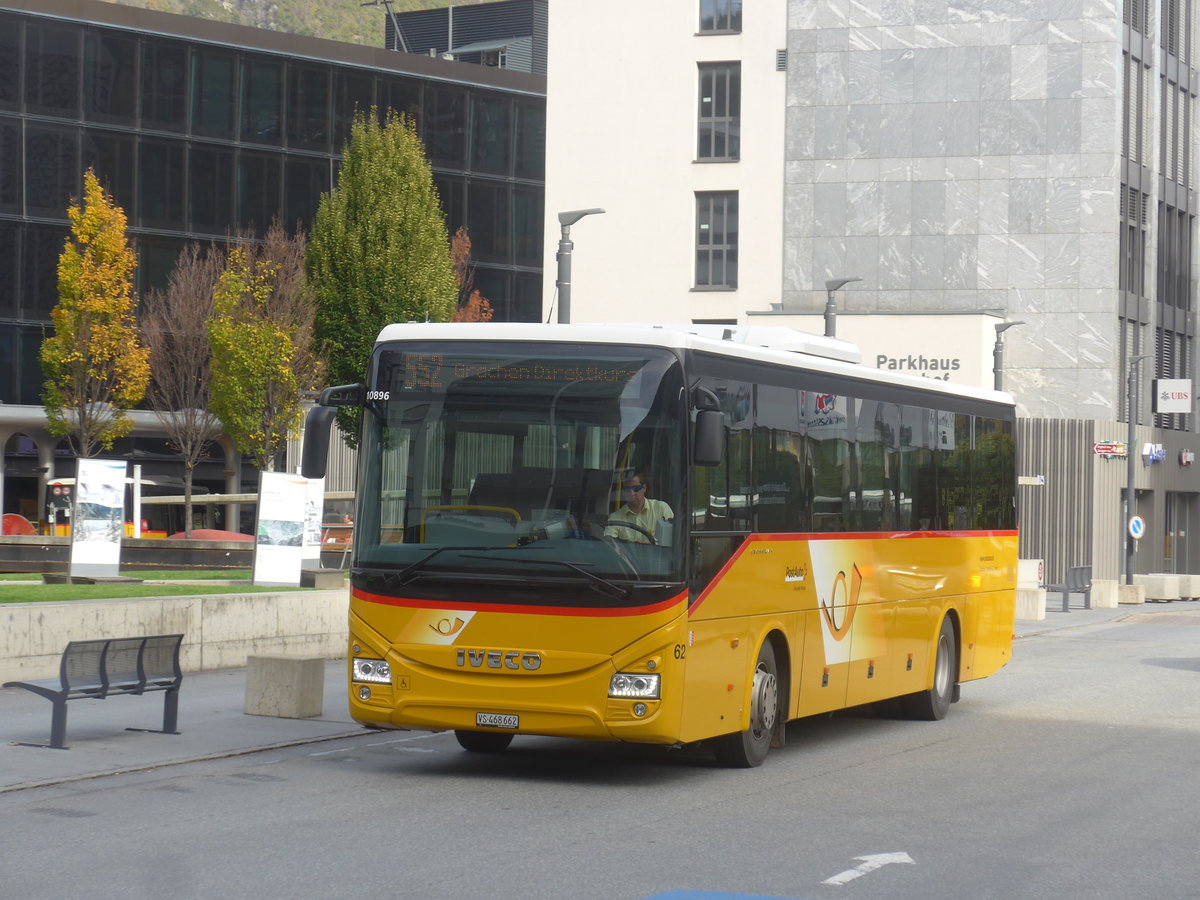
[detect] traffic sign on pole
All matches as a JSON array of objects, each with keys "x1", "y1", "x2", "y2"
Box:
[{"x1": 1129, "y1": 516, "x2": 1145, "y2": 541}]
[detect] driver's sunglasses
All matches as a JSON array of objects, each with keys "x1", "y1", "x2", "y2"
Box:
[{"x1": 621, "y1": 483, "x2": 646, "y2": 493}]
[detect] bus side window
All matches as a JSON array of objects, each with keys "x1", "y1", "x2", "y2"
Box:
[
  {"x1": 694, "y1": 379, "x2": 752, "y2": 532},
  {"x1": 754, "y1": 383, "x2": 805, "y2": 533}
]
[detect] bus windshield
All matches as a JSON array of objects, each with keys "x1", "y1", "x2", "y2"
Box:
[{"x1": 353, "y1": 342, "x2": 687, "y2": 600}]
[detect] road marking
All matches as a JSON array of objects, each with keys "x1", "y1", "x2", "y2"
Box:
[
  {"x1": 822, "y1": 852, "x2": 914, "y2": 886},
  {"x1": 366, "y1": 733, "x2": 443, "y2": 746},
  {"x1": 307, "y1": 734, "x2": 444, "y2": 753}
]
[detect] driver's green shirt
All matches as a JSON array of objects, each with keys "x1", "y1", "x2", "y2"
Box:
[{"x1": 604, "y1": 499, "x2": 674, "y2": 543}]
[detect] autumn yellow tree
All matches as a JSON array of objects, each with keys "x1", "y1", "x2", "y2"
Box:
[
  {"x1": 41, "y1": 168, "x2": 150, "y2": 458},
  {"x1": 208, "y1": 222, "x2": 324, "y2": 473}
]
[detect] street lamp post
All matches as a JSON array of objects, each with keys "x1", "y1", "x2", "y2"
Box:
[
  {"x1": 1125, "y1": 354, "x2": 1151, "y2": 585},
  {"x1": 992, "y1": 321, "x2": 1025, "y2": 391},
  {"x1": 823, "y1": 276, "x2": 862, "y2": 338},
  {"x1": 555, "y1": 208, "x2": 605, "y2": 324}
]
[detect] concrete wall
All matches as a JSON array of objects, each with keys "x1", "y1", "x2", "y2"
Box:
[{"x1": 0, "y1": 590, "x2": 348, "y2": 683}]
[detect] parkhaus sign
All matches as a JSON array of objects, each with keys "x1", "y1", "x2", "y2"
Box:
[{"x1": 779, "y1": 314, "x2": 992, "y2": 389}]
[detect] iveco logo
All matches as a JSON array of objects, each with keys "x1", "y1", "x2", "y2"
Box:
[{"x1": 455, "y1": 648, "x2": 543, "y2": 670}]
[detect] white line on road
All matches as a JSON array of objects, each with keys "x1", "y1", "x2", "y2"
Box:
[
  {"x1": 308, "y1": 733, "x2": 443, "y2": 756},
  {"x1": 366, "y1": 733, "x2": 443, "y2": 746}
]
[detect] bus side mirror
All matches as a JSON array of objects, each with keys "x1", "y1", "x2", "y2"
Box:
[
  {"x1": 301, "y1": 405, "x2": 339, "y2": 479},
  {"x1": 693, "y1": 409, "x2": 724, "y2": 466},
  {"x1": 302, "y1": 383, "x2": 365, "y2": 479}
]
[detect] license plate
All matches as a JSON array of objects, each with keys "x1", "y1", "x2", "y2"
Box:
[{"x1": 476, "y1": 712, "x2": 519, "y2": 729}]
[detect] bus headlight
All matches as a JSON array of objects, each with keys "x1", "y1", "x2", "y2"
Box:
[
  {"x1": 353, "y1": 658, "x2": 392, "y2": 684},
  {"x1": 608, "y1": 672, "x2": 660, "y2": 699}
]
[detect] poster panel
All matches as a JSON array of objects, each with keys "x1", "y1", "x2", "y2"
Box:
[
  {"x1": 301, "y1": 476, "x2": 325, "y2": 570},
  {"x1": 69, "y1": 458, "x2": 127, "y2": 578},
  {"x1": 253, "y1": 471, "x2": 309, "y2": 586}
]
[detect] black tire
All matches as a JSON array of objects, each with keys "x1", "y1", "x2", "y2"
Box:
[
  {"x1": 902, "y1": 616, "x2": 958, "y2": 721},
  {"x1": 713, "y1": 641, "x2": 780, "y2": 768},
  {"x1": 454, "y1": 730, "x2": 514, "y2": 753}
]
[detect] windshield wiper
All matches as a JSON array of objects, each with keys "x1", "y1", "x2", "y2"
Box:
[
  {"x1": 380, "y1": 546, "x2": 489, "y2": 587},
  {"x1": 459, "y1": 554, "x2": 632, "y2": 601}
]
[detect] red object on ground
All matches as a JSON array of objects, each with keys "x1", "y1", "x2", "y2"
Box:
[
  {"x1": 2, "y1": 513, "x2": 38, "y2": 535},
  {"x1": 166, "y1": 528, "x2": 255, "y2": 542}
]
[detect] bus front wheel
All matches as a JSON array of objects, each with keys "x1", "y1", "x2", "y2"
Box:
[
  {"x1": 902, "y1": 616, "x2": 957, "y2": 721},
  {"x1": 713, "y1": 641, "x2": 780, "y2": 768},
  {"x1": 455, "y1": 730, "x2": 514, "y2": 753}
]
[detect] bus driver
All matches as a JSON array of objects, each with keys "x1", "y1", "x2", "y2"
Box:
[{"x1": 604, "y1": 471, "x2": 673, "y2": 544}]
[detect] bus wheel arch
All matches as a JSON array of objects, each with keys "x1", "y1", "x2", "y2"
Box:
[
  {"x1": 713, "y1": 630, "x2": 789, "y2": 768},
  {"x1": 903, "y1": 610, "x2": 960, "y2": 721}
]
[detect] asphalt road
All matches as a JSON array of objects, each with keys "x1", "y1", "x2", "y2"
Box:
[{"x1": 2, "y1": 608, "x2": 1198, "y2": 900}]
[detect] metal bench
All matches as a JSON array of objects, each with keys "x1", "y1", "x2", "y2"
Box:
[
  {"x1": 3, "y1": 634, "x2": 184, "y2": 750},
  {"x1": 1043, "y1": 565, "x2": 1092, "y2": 613}
]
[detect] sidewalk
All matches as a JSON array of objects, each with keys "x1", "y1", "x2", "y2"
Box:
[
  {"x1": 0, "y1": 659, "x2": 363, "y2": 793},
  {"x1": 1015, "y1": 595, "x2": 1200, "y2": 638}
]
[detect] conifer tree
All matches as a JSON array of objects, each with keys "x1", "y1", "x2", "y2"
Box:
[{"x1": 307, "y1": 109, "x2": 457, "y2": 442}]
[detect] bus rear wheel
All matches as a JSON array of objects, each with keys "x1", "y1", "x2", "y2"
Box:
[
  {"x1": 902, "y1": 616, "x2": 957, "y2": 721},
  {"x1": 455, "y1": 730, "x2": 514, "y2": 753},
  {"x1": 713, "y1": 641, "x2": 779, "y2": 768}
]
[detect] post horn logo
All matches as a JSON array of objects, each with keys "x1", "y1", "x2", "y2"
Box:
[
  {"x1": 430, "y1": 617, "x2": 467, "y2": 637},
  {"x1": 819, "y1": 563, "x2": 861, "y2": 641}
]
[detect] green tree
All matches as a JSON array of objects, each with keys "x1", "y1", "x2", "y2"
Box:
[
  {"x1": 42, "y1": 168, "x2": 150, "y2": 458},
  {"x1": 209, "y1": 222, "x2": 324, "y2": 472},
  {"x1": 307, "y1": 109, "x2": 457, "y2": 441}
]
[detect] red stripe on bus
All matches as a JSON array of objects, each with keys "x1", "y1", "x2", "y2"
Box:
[{"x1": 352, "y1": 587, "x2": 688, "y2": 618}]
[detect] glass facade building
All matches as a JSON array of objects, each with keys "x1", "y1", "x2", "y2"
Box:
[{"x1": 0, "y1": 0, "x2": 546, "y2": 408}]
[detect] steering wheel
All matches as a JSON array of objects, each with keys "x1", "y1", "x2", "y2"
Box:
[{"x1": 603, "y1": 521, "x2": 657, "y2": 545}]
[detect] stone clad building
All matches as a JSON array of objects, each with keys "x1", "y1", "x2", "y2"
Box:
[{"x1": 544, "y1": 0, "x2": 1200, "y2": 582}]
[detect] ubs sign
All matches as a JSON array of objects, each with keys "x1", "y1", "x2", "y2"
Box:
[{"x1": 1153, "y1": 379, "x2": 1193, "y2": 414}]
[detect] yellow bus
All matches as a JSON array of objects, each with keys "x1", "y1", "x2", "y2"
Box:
[{"x1": 303, "y1": 323, "x2": 1017, "y2": 767}]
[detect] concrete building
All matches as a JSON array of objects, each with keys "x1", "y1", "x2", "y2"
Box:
[
  {"x1": 544, "y1": 0, "x2": 1200, "y2": 582},
  {"x1": 0, "y1": 0, "x2": 545, "y2": 528}
]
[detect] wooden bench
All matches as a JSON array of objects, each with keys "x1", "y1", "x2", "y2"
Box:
[
  {"x1": 1044, "y1": 565, "x2": 1092, "y2": 613},
  {"x1": 3, "y1": 634, "x2": 184, "y2": 750}
]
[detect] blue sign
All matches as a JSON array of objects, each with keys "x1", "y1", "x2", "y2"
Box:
[{"x1": 1129, "y1": 516, "x2": 1145, "y2": 540}]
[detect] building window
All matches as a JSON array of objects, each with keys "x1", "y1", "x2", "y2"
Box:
[
  {"x1": 84, "y1": 30, "x2": 137, "y2": 124},
  {"x1": 699, "y1": 0, "x2": 742, "y2": 33},
  {"x1": 25, "y1": 23, "x2": 80, "y2": 118},
  {"x1": 697, "y1": 62, "x2": 740, "y2": 160},
  {"x1": 472, "y1": 93, "x2": 513, "y2": 175},
  {"x1": 695, "y1": 191, "x2": 738, "y2": 289},
  {"x1": 241, "y1": 56, "x2": 283, "y2": 145},
  {"x1": 287, "y1": 63, "x2": 331, "y2": 152},
  {"x1": 192, "y1": 48, "x2": 237, "y2": 139},
  {"x1": 141, "y1": 39, "x2": 188, "y2": 133}
]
